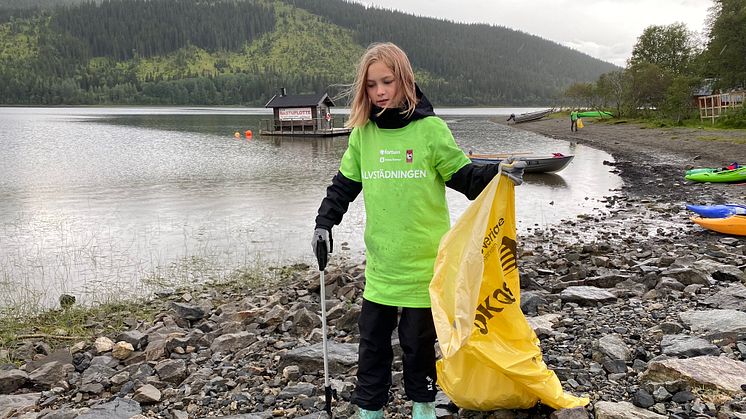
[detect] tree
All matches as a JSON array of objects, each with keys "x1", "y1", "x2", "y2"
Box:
[
  {"x1": 595, "y1": 70, "x2": 627, "y2": 117},
  {"x1": 662, "y1": 75, "x2": 700, "y2": 123},
  {"x1": 625, "y1": 62, "x2": 671, "y2": 117},
  {"x1": 629, "y1": 23, "x2": 699, "y2": 76},
  {"x1": 703, "y1": 0, "x2": 746, "y2": 89},
  {"x1": 563, "y1": 82, "x2": 596, "y2": 108}
]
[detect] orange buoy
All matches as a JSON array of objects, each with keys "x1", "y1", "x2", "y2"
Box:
[{"x1": 245, "y1": 130, "x2": 253, "y2": 140}]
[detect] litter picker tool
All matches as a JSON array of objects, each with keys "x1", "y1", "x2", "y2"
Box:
[{"x1": 315, "y1": 233, "x2": 334, "y2": 417}]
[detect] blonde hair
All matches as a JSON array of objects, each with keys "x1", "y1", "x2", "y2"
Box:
[{"x1": 344, "y1": 42, "x2": 418, "y2": 128}]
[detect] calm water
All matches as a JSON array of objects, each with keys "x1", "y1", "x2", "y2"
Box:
[{"x1": 0, "y1": 107, "x2": 622, "y2": 309}]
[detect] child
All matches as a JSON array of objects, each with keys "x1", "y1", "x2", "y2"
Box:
[
  {"x1": 570, "y1": 110, "x2": 578, "y2": 132},
  {"x1": 311, "y1": 42, "x2": 525, "y2": 419}
]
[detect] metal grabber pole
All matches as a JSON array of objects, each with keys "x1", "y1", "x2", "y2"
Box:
[{"x1": 315, "y1": 237, "x2": 333, "y2": 417}]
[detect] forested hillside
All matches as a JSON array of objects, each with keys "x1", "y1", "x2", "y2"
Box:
[
  {"x1": 0, "y1": 0, "x2": 618, "y2": 106},
  {"x1": 286, "y1": 0, "x2": 617, "y2": 105}
]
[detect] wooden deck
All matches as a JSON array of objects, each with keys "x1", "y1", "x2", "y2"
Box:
[
  {"x1": 259, "y1": 127, "x2": 352, "y2": 137},
  {"x1": 259, "y1": 117, "x2": 351, "y2": 137},
  {"x1": 699, "y1": 91, "x2": 745, "y2": 123}
]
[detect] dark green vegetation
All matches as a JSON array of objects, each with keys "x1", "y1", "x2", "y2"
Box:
[
  {"x1": 564, "y1": 0, "x2": 746, "y2": 128},
  {"x1": 0, "y1": 0, "x2": 617, "y2": 106}
]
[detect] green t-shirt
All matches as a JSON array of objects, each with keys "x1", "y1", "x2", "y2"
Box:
[{"x1": 339, "y1": 116, "x2": 470, "y2": 308}]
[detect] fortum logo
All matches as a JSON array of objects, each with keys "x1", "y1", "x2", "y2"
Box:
[{"x1": 474, "y1": 235, "x2": 518, "y2": 335}]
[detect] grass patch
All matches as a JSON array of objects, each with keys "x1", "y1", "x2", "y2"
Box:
[
  {"x1": 0, "y1": 298, "x2": 160, "y2": 364},
  {"x1": 695, "y1": 135, "x2": 746, "y2": 144},
  {"x1": 0, "y1": 261, "x2": 310, "y2": 364}
]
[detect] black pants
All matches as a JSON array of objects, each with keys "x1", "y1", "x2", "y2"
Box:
[
  {"x1": 352, "y1": 298, "x2": 437, "y2": 411},
  {"x1": 570, "y1": 119, "x2": 577, "y2": 131}
]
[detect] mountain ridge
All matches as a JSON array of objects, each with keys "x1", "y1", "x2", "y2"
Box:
[{"x1": 0, "y1": 0, "x2": 619, "y2": 105}]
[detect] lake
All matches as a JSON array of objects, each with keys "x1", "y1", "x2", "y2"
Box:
[{"x1": 0, "y1": 107, "x2": 622, "y2": 311}]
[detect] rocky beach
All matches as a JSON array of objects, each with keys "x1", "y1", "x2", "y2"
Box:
[{"x1": 2, "y1": 117, "x2": 746, "y2": 419}]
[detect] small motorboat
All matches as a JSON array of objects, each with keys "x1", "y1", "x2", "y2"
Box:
[
  {"x1": 507, "y1": 108, "x2": 553, "y2": 124},
  {"x1": 685, "y1": 204, "x2": 746, "y2": 218},
  {"x1": 469, "y1": 153, "x2": 574, "y2": 173}
]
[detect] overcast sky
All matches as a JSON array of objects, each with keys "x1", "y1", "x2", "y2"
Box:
[{"x1": 352, "y1": 0, "x2": 713, "y2": 67}]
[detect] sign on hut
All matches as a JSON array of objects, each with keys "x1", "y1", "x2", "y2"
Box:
[{"x1": 261, "y1": 88, "x2": 351, "y2": 136}]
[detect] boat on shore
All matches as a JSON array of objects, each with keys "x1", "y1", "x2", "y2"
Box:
[
  {"x1": 508, "y1": 108, "x2": 553, "y2": 124},
  {"x1": 691, "y1": 215, "x2": 746, "y2": 236},
  {"x1": 686, "y1": 203, "x2": 746, "y2": 218},
  {"x1": 577, "y1": 110, "x2": 613, "y2": 118},
  {"x1": 685, "y1": 166, "x2": 746, "y2": 183},
  {"x1": 468, "y1": 153, "x2": 574, "y2": 173}
]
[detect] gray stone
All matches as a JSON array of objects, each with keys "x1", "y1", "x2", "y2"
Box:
[
  {"x1": 28, "y1": 361, "x2": 73, "y2": 390},
  {"x1": 210, "y1": 331, "x2": 258, "y2": 354},
  {"x1": 280, "y1": 342, "x2": 358, "y2": 375},
  {"x1": 0, "y1": 393, "x2": 41, "y2": 418},
  {"x1": 76, "y1": 397, "x2": 142, "y2": 419},
  {"x1": 559, "y1": 286, "x2": 617, "y2": 305},
  {"x1": 155, "y1": 359, "x2": 187, "y2": 385},
  {"x1": 680, "y1": 309, "x2": 746, "y2": 342},
  {"x1": 661, "y1": 334, "x2": 720, "y2": 357},
  {"x1": 641, "y1": 355, "x2": 746, "y2": 395},
  {"x1": 277, "y1": 382, "x2": 316, "y2": 399},
  {"x1": 116, "y1": 330, "x2": 148, "y2": 350},
  {"x1": 660, "y1": 268, "x2": 710, "y2": 286},
  {"x1": 133, "y1": 384, "x2": 161, "y2": 404},
  {"x1": 594, "y1": 401, "x2": 666, "y2": 418},
  {"x1": 595, "y1": 334, "x2": 633, "y2": 362},
  {"x1": 703, "y1": 283, "x2": 746, "y2": 310},
  {"x1": 170, "y1": 302, "x2": 206, "y2": 320},
  {"x1": 0, "y1": 369, "x2": 29, "y2": 394}
]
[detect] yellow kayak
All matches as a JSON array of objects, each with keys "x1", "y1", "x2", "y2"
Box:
[{"x1": 691, "y1": 215, "x2": 746, "y2": 236}]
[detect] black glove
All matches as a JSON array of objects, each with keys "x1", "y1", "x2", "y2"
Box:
[{"x1": 312, "y1": 227, "x2": 333, "y2": 270}]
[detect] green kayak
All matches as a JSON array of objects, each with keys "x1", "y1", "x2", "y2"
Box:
[
  {"x1": 685, "y1": 166, "x2": 746, "y2": 183},
  {"x1": 577, "y1": 111, "x2": 613, "y2": 118},
  {"x1": 686, "y1": 163, "x2": 740, "y2": 176}
]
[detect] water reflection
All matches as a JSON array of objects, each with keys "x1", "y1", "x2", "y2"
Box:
[
  {"x1": 525, "y1": 173, "x2": 568, "y2": 188},
  {"x1": 0, "y1": 107, "x2": 622, "y2": 309}
]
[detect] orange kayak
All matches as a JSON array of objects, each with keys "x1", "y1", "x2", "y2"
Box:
[{"x1": 691, "y1": 215, "x2": 746, "y2": 236}]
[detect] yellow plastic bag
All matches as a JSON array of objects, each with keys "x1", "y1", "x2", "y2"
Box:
[
  {"x1": 577, "y1": 118, "x2": 584, "y2": 129},
  {"x1": 430, "y1": 173, "x2": 589, "y2": 411}
]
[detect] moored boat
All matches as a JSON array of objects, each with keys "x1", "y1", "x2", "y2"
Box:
[
  {"x1": 685, "y1": 203, "x2": 746, "y2": 218},
  {"x1": 691, "y1": 215, "x2": 746, "y2": 236},
  {"x1": 685, "y1": 166, "x2": 746, "y2": 183},
  {"x1": 469, "y1": 153, "x2": 574, "y2": 173},
  {"x1": 508, "y1": 108, "x2": 553, "y2": 124}
]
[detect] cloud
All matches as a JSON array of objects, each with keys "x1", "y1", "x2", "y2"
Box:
[{"x1": 352, "y1": 0, "x2": 712, "y2": 66}]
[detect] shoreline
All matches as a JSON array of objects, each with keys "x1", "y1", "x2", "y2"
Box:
[{"x1": 2, "y1": 119, "x2": 746, "y2": 418}]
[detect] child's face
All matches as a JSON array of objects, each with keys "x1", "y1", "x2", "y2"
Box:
[{"x1": 366, "y1": 61, "x2": 400, "y2": 109}]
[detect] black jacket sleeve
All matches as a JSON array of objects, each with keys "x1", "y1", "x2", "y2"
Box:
[
  {"x1": 315, "y1": 171, "x2": 363, "y2": 230},
  {"x1": 445, "y1": 163, "x2": 501, "y2": 200}
]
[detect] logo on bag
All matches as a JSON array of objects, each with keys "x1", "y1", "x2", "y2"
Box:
[
  {"x1": 481, "y1": 218, "x2": 505, "y2": 260},
  {"x1": 499, "y1": 236, "x2": 517, "y2": 274},
  {"x1": 473, "y1": 236, "x2": 518, "y2": 335}
]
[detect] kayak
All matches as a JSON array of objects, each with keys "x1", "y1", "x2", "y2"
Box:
[
  {"x1": 686, "y1": 204, "x2": 746, "y2": 218},
  {"x1": 691, "y1": 215, "x2": 746, "y2": 236},
  {"x1": 686, "y1": 164, "x2": 739, "y2": 176},
  {"x1": 686, "y1": 168, "x2": 715, "y2": 176},
  {"x1": 576, "y1": 111, "x2": 613, "y2": 118},
  {"x1": 685, "y1": 166, "x2": 746, "y2": 183}
]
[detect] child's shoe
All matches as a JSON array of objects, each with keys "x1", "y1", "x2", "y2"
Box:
[{"x1": 412, "y1": 401, "x2": 436, "y2": 419}]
